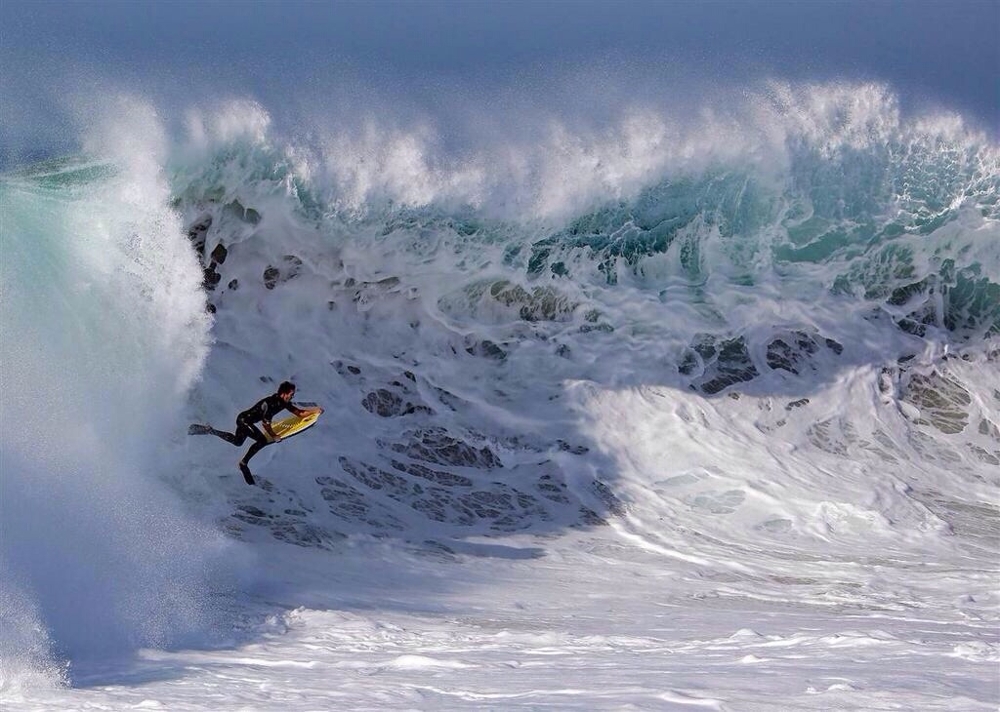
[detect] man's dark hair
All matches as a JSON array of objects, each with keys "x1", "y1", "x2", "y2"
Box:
[{"x1": 278, "y1": 381, "x2": 296, "y2": 395}]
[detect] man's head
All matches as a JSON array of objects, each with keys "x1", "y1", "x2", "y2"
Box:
[{"x1": 278, "y1": 381, "x2": 296, "y2": 401}]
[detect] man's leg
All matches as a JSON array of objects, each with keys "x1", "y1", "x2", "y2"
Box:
[
  {"x1": 190, "y1": 419, "x2": 250, "y2": 446},
  {"x1": 238, "y1": 426, "x2": 270, "y2": 485}
]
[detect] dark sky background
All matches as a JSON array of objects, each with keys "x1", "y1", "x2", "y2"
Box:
[{"x1": 1, "y1": 0, "x2": 998, "y2": 165}]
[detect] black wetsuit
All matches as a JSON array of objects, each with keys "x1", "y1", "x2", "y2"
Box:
[{"x1": 209, "y1": 394, "x2": 292, "y2": 465}]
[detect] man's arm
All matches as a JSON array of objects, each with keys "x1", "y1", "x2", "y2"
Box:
[
  {"x1": 288, "y1": 404, "x2": 323, "y2": 417},
  {"x1": 261, "y1": 419, "x2": 280, "y2": 441}
]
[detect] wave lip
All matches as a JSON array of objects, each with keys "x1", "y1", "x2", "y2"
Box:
[{"x1": 0, "y1": 115, "x2": 238, "y2": 679}]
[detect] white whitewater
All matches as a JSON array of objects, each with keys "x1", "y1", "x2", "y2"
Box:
[{"x1": 1, "y1": 84, "x2": 997, "y2": 710}]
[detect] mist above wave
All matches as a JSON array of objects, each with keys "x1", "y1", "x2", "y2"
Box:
[{"x1": 167, "y1": 81, "x2": 994, "y2": 223}]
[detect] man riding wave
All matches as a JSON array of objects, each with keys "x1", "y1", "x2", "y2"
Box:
[{"x1": 189, "y1": 381, "x2": 323, "y2": 485}]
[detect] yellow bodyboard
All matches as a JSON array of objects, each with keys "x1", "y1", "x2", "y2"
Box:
[{"x1": 267, "y1": 410, "x2": 321, "y2": 443}]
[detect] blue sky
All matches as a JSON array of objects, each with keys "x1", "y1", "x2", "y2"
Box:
[{"x1": 1, "y1": 0, "x2": 997, "y2": 163}]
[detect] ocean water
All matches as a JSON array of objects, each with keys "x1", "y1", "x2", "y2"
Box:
[{"x1": 1, "y1": 82, "x2": 997, "y2": 709}]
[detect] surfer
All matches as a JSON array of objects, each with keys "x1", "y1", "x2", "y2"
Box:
[{"x1": 188, "y1": 381, "x2": 323, "y2": 485}]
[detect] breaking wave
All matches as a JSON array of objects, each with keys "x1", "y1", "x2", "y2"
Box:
[{"x1": 1, "y1": 81, "x2": 997, "y2": 687}]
